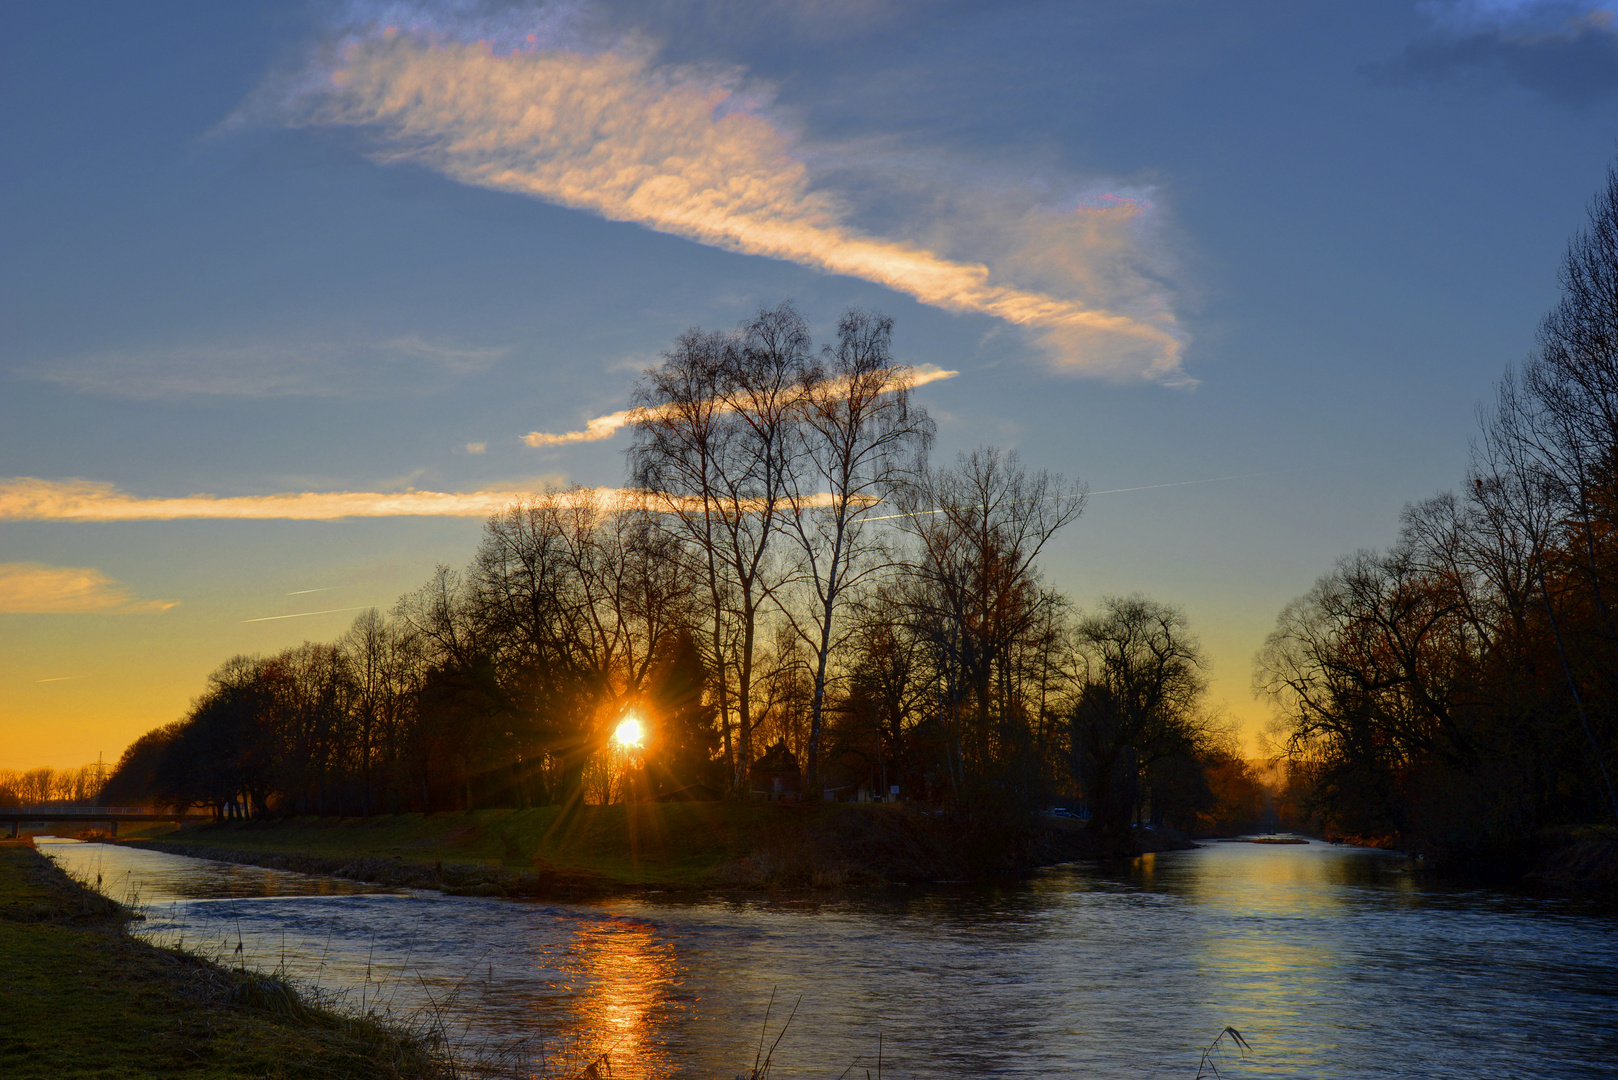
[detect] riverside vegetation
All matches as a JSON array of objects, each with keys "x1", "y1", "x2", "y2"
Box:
[{"x1": 115, "y1": 802, "x2": 1195, "y2": 899}]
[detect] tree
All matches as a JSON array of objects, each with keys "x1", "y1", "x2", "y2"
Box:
[
  {"x1": 458, "y1": 487, "x2": 695, "y2": 807},
  {"x1": 780, "y1": 308, "x2": 934, "y2": 797},
  {"x1": 1512, "y1": 166, "x2": 1618, "y2": 821},
  {"x1": 1071, "y1": 595, "x2": 1208, "y2": 848},
  {"x1": 629, "y1": 326, "x2": 740, "y2": 776},
  {"x1": 842, "y1": 594, "x2": 930, "y2": 800},
  {"x1": 897, "y1": 446, "x2": 1085, "y2": 805},
  {"x1": 631, "y1": 302, "x2": 814, "y2": 790},
  {"x1": 640, "y1": 629, "x2": 721, "y2": 796}
]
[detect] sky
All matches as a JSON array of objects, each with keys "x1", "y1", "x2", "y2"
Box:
[{"x1": 4, "y1": 0, "x2": 1618, "y2": 770}]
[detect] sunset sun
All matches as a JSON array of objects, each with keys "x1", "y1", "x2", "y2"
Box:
[{"x1": 613, "y1": 716, "x2": 644, "y2": 748}]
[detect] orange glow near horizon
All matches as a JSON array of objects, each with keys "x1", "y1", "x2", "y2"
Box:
[{"x1": 614, "y1": 716, "x2": 644, "y2": 748}]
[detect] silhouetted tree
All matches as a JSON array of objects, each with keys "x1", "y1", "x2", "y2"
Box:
[
  {"x1": 1071, "y1": 595, "x2": 1208, "y2": 848},
  {"x1": 898, "y1": 446, "x2": 1085, "y2": 807}
]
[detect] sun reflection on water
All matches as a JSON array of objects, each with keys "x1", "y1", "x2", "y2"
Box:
[{"x1": 560, "y1": 916, "x2": 679, "y2": 1078}]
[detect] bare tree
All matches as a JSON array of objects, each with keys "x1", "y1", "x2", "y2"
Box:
[
  {"x1": 461, "y1": 488, "x2": 694, "y2": 805},
  {"x1": 780, "y1": 308, "x2": 934, "y2": 796},
  {"x1": 17, "y1": 767, "x2": 54, "y2": 805},
  {"x1": 897, "y1": 446, "x2": 1086, "y2": 803},
  {"x1": 631, "y1": 303, "x2": 814, "y2": 789},
  {"x1": 631, "y1": 326, "x2": 743, "y2": 780},
  {"x1": 342, "y1": 609, "x2": 389, "y2": 816},
  {"x1": 1526, "y1": 162, "x2": 1618, "y2": 658}
]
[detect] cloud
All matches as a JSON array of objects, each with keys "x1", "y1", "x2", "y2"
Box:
[
  {"x1": 0, "y1": 477, "x2": 550, "y2": 521},
  {"x1": 18, "y1": 335, "x2": 508, "y2": 399},
  {"x1": 236, "y1": 4, "x2": 1190, "y2": 384},
  {"x1": 523, "y1": 363, "x2": 958, "y2": 446},
  {"x1": 0, "y1": 563, "x2": 176, "y2": 614},
  {"x1": 1420, "y1": 0, "x2": 1614, "y2": 33},
  {"x1": 1, "y1": 476, "x2": 853, "y2": 522},
  {"x1": 1375, "y1": 2, "x2": 1618, "y2": 105},
  {"x1": 465, "y1": 441, "x2": 488, "y2": 453},
  {"x1": 524, "y1": 409, "x2": 639, "y2": 447}
]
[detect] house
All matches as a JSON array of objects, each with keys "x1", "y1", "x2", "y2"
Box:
[{"x1": 749, "y1": 741, "x2": 801, "y2": 802}]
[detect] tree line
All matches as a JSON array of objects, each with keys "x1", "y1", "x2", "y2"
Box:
[
  {"x1": 0, "y1": 764, "x2": 107, "y2": 807},
  {"x1": 1256, "y1": 165, "x2": 1618, "y2": 870},
  {"x1": 104, "y1": 304, "x2": 1265, "y2": 841}
]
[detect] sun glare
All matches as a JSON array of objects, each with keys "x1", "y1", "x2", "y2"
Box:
[{"x1": 614, "y1": 715, "x2": 644, "y2": 748}]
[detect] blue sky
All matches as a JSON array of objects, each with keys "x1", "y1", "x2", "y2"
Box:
[{"x1": 4, "y1": 0, "x2": 1616, "y2": 767}]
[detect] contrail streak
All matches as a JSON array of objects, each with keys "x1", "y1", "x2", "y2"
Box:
[
  {"x1": 286, "y1": 587, "x2": 338, "y2": 595},
  {"x1": 243, "y1": 606, "x2": 370, "y2": 624}
]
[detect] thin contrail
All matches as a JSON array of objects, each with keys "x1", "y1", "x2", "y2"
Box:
[
  {"x1": 243, "y1": 606, "x2": 369, "y2": 624},
  {"x1": 1086, "y1": 467, "x2": 1314, "y2": 497},
  {"x1": 33, "y1": 676, "x2": 72, "y2": 683},
  {"x1": 286, "y1": 586, "x2": 338, "y2": 595}
]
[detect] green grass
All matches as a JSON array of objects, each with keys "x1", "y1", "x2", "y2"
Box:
[
  {"x1": 0, "y1": 840, "x2": 449, "y2": 1080},
  {"x1": 146, "y1": 802, "x2": 852, "y2": 888}
]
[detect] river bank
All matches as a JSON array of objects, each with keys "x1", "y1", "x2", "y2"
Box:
[
  {"x1": 0, "y1": 838, "x2": 449, "y2": 1080},
  {"x1": 115, "y1": 803, "x2": 1194, "y2": 898},
  {"x1": 1319, "y1": 825, "x2": 1618, "y2": 901}
]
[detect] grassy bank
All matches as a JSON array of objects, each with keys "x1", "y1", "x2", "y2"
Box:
[
  {"x1": 0, "y1": 838, "x2": 448, "y2": 1080},
  {"x1": 122, "y1": 803, "x2": 1191, "y2": 896}
]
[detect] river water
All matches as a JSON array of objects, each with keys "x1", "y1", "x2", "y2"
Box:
[{"x1": 37, "y1": 836, "x2": 1618, "y2": 1078}]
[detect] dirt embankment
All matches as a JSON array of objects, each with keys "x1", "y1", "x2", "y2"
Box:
[
  {"x1": 1527, "y1": 837, "x2": 1618, "y2": 898},
  {"x1": 1315, "y1": 823, "x2": 1618, "y2": 900}
]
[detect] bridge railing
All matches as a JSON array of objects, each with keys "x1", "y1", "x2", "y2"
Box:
[{"x1": 1, "y1": 805, "x2": 210, "y2": 817}]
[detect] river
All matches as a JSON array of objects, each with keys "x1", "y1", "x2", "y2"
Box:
[{"x1": 37, "y1": 836, "x2": 1618, "y2": 1078}]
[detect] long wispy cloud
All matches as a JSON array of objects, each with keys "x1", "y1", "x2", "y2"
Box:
[
  {"x1": 0, "y1": 562, "x2": 176, "y2": 614},
  {"x1": 237, "y1": 2, "x2": 1190, "y2": 385},
  {"x1": 0, "y1": 477, "x2": 834, "y2": 521},
  {"x1": 0, "y1": 478, "x2": 549, "y2": 521},
  {"x1": 523, "y1": 363, "x2": 958, "y2": 446},
  {"x1": 17, "y1": 335, "x2": 508, "y2": 400}
]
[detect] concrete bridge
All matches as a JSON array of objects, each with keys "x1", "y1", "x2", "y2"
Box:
[{"x1": 1, "y1": 805, "x2": 210, "y2": 837}]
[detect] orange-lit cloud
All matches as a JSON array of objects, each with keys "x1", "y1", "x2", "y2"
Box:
[
  {"x1": 524, "y1": 409, "x2": 639, "y2": 447},
  {"x1": 251, "y1": 14, "x2": 1189, "y2": 384},
  {"x1": 0, "y1": 478, "x2": 549, "y2": 521},
  {"x1": 0, "y1": 563, "x2": 176, "y2": 615},
  {"x1": 0, "y1": 477, "x2": 835, "y2": 521},
  {"x1": 524, "y1": 363, "x2": 958, "y2": 446}
]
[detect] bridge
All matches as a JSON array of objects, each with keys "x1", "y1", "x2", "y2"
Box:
[{"x1": 1, "y1": 805, "x2": 211, "y2": 837}]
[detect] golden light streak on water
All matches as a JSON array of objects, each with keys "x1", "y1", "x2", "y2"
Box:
[{"x1": 565, "y1": 917, "x2": 678, "y2": 1078}]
